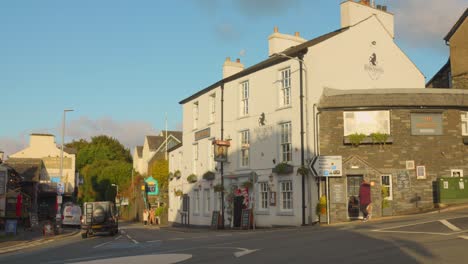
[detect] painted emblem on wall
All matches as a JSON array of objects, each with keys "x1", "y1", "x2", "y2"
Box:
[
  {"x1": 258, "y1": 112, "x2": 266, "y2": 126},
  {"x1": 364, "y1": 52, "x2": 384, "y2": 80}
]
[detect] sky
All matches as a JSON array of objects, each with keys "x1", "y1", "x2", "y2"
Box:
[{"x1": 1, "y1": 0, "x2": 466, "y2": 156}]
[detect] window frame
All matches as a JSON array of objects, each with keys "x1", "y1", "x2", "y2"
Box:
[
  {"x1": 461, "y1": 111, "x2": 468, "y2": 136},
  {"x1": 209, "y1": 93, "x2": 216, "y2": 124},
  {"x1": 240, "y1": 130, "x2": 250, "y2": 168},
  {"x1": 259, "y1": 182, "x2": 269, "y2": 210},
  {"x1": 203, "y1": 188, "x2": 211, "y2": 215},
  {"x1": 279, "y1": 122, "x2": 292, "y2": 162},
  {"x1": 193, "y1": 189, "x2": 200, "y2": 215},
  {"x1": 381, "y1": 175, "x2": 393, "y2": 201},
  {"x1": 343, "y1": 111, "x2": 390, "y2": 136},
  {"x1": 240, "y1": 81, "x2": 249, "y2": 116},
  {"x1": 279, "y1": 180, "x2": 293, "y2": 211},
  {"x1": 193, "y1": 101, "x2": 199, "y2": 130},
  {"x1": 279, "y1": 67, "x2": 291, "y2": 107},
  {"x1": 192, "y1": 143, "x2": 198, "y2": 174}
]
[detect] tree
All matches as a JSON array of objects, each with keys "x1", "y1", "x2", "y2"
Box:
[{"x1": 150, "y1": 159, "x2": 169, "y2": 200}]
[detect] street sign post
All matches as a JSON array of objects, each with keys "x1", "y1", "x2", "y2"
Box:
[{"x1": 309, "y1": 156, "x2": 342, "y2": 177}]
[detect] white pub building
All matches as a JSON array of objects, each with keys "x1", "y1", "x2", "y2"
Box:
[{"x1": 168, "y1": 0, "x2": 424, "y2": 227}]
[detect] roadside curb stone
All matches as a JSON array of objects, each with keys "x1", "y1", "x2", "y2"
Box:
[{"x1": 0, "y1": 230, "x2": 80, "y2": 255}]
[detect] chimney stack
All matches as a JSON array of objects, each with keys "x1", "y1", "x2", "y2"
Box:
[
  {"x1": 341, "y1": 0, "x2": 394, "y2": 38},
  {"x1": 223, "y1": 57, "x2": 244, "y2": 78},
  {"x1": 268, "y1": 26, "x2": 306, "y2": 56},
  {"x1": 360, "y1": 0, "x2": 370, "y2": 6}
]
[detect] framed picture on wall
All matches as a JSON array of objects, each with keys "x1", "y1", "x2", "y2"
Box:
[
  {"x1": 451, "y1": 169, "x2": 463, "y2": 177},
  {"x1": 406, "y1": 160, "x2": 415, "y2": 170},
  {"x1": 416, "y1": 166, "x2": 426, "y2": 179}
]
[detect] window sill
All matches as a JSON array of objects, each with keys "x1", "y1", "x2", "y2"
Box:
[
  {"x1": 207, "y1": 122, "x2": 215, "y2": 126},
  {"x1": 276, "y1": 105, "x2": 292, "y2": 111},
  {"x1": 255, "y1": 210, "x2": 270, "y2": 215},
  {"x1": 277, "y1": 211, "x2": 294, "y2": 216},
  {"x1": 238, "y1": 115, "x2": 250, "y2": 120},
  {"x1": 343, "y1": 136, "x2": 394, "y2": 145}
]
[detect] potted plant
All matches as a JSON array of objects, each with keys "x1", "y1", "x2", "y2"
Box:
[
  {"x1": 202, "y1": 171, "x2": 216, "y2": 181},
  {"x1": 187, "y1": 174, "x2": 197, "y2": 184},
  {"x1": 174, "y1": 189, "x2": 183, "y2": 197},
  {"x1": 381, "y1": 186, "x2": 392, "y2": 216},
  {"x1": 174, "y1": 170, "x2": 181, "y2": 179},
  {"x1": 297, "y1": 166, "x2": 309, "y2": 176},
  {"x1": 371, "y1": 132, "x2": 389, "y2": 150},
  {"x1": 273, "y1": 162, "x2": 294, "y2": 175},
  {"x1": 316, "y1": 195, "x2": 327, "y2": 223},
  {"x1": 213, "y1": 184, "x2": 224, "y2": 193},
  {"x1": 348, "y1": 133, "x2": 367, "y2": 147}
]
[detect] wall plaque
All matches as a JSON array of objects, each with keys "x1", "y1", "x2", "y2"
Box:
[{"x1": 194, "y1": 128, "x2": 211, "y2": 141}]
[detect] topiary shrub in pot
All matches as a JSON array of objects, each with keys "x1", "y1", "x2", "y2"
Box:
[
  {"x1": 273, "y1": 162, "x2": 294, "y2": 175},
  {"x1": 202, "y1": 171, "x2": 215, "y2": 181},
  {"x1": 187, "y1": 174, "x2": 198, "y2": 184}
]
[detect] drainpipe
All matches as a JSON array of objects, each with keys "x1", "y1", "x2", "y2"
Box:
[
  {"x1": 298, "y1": 51, "x2": 306, "y2": 226},
  {"x1": 220, "y1": 82, "x2": 225, "y2": 229}
]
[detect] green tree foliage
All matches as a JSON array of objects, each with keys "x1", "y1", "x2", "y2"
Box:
[
  {"x1": 67, "y1": 135, "x2": 133, "y2": 203},
  {"x1": 150, "y1": 159, "x2": 169, "y2": 200}
]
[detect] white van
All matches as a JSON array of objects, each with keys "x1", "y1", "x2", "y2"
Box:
[{"x1": 62, "y1": 202, "x2": 82, "y2": 227}]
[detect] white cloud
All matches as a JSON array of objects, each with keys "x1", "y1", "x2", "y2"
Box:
[
  {"x1": 0, "y1": 135, "x2": 28, "y2": 158},
  {"x1": 393, "y1": 0, "x2": 466, "y2": 48},
  {"x1": 66, "y1": 116, "x2": 159, "y2": 151}
]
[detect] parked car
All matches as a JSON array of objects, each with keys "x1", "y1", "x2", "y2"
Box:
[
  {"x1": 81, "y1": 201, "x2": 118, "y2": 239},
  {"x1": 61, "y1": 202, "x2": 82, "y2": 227}
]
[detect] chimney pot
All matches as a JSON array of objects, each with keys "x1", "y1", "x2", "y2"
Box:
[
  {"x1": 294, "y1": 32, "x2": 300, "y2": 37},
  {"x1": 274, "y1": 26, "x2": 278, "y2": 33},
  {"x1": 360, "y1": 0, "x2": 370, "y2": 6},
  {"x1": 236, "y1": 58, "x2": 240, "y2": 63},
  {"x1": 382, "y1": 5, "x2": 387, "y2": 11}
]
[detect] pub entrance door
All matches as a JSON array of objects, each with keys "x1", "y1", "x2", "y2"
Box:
[
  {"x1": 347, "y1": 175, "x2": 363, "y2": 219},
  {"x1": 233, "y1": 196, "x2": 244, "y2": 228}
]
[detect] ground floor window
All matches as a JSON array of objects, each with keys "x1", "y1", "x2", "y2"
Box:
[
  {"x1": 280, "y1": 181, "x2": 293, "y2": 211},
  {"x1": 194, "y1": 190, "x2": 200, "y2": 214},
  {"x1": 259, "y1": 182, "x2": 269, "y2": 210},
  {"x1": 204, "y1": 189, "x2": 210, "y2": 214},
  {"x1": 381, "y1": 175, "x2": 393, "y2": 200}
]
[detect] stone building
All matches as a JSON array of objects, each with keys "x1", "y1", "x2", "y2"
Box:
[
  {"x1": 317, "y1": 88, "x2": 468, "y2": 222},
  {"x1": 169, "y1": 0, "x2": 425, "y2": 227},
  {"x1": 427, "y1": 8, "x2": 467, "y2": 89}
]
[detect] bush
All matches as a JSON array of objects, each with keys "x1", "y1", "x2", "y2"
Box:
[
  {"x1": 202, "y1": 171, "x2": 215, "y2": 181},
  {"x1": 316, "y1": 195, "x2": 327, "y2": 215},
  {"x1": 187, "y1": 174, "x2": 197, "y2": 184},
  {"x1": 348, "y1": 133, "x2": 367, "y2": 146}
]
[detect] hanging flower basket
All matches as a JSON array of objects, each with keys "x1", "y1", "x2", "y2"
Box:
[
  {"x1": 168, "y1": 172, "x2": 174, "y2": 181},
  {"x1": 297, "y1": 166, "x2": 309, "y2": 176},
  {"x1": 272, "y1": 162, "x2": 294, "y2": 175},
  {"x1": 213, "y1": 184, "x2": 224, "y2": 193},
  {"x1": 202, "y1": 171, "x2": 216, "y2": 181},
  {"x1": 241, "y1": 180, "x2": 253, "y2": 189},
  {"x1": 187, "y1": 174, "x2": 198, "y2": 184},
  {"x1": 174, "y1": 189, "x2": 183, "y2": 197},
  {"x1": 174, "y1": 170, "x2": 181, "y2": 179}
]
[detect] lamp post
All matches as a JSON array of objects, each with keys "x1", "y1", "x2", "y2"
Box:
[
  {"x1": 58, "y1": 109, "x2": 73, "y2": 217},
  {"x1": 273, "y1": 52, "x2": 308, "y2": 226}
]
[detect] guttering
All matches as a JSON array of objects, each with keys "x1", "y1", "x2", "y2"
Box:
[{"x1": 317, "y1": 105, "x2": 468, "y2": 112}]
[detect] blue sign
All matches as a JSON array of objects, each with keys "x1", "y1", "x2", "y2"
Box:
[
  {"x1": 51, "y1": 177, "x2": 60, "y2": 183},
  {"x1": 145, "y1": 176, "x2": 159, "y2": 196},
  {"x1": 5, "y1": 219, "x2": 17, "y2": 235}
]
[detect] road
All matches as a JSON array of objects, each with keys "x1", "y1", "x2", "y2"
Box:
[{"x1": 1, "y1": 208, "x2": 468, "y2": 264}]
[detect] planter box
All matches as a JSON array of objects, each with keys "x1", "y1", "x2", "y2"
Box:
[{"x1": 343, "y1": 136, "x2": 394, "y2": 145}]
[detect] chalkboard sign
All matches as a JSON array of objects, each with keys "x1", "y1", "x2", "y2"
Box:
[
  {"x1": 30, "y1": 213, "x2": 39, "y2": 228},
  {"x1": 241, "y1": 209, "x2": 251, "y2": 230},
  {"x1": 331, "y1": 184, "x2": 345, "y2": 203},
  {"x1": 211, "y1": 211, "x2": 219, "y2": 229},
  {"x1": 397, "y1": 171, "x2": 410, "y2": 189}
]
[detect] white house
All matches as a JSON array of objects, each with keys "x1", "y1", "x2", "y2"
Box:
[{"x1": 168, "y1": 0, "x2": 425, "y2": 227}]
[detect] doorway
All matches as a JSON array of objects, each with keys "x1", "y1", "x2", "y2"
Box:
[
  {"x1": 347, "y1": 175, "x2": 363, "y2": 219},
  {"x1": 233, "y1": 196, "x2": 244, "y2": 228}
]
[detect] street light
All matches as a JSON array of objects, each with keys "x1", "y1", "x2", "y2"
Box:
[
  {"x1": 58, "y1": 109, "x2": 73, "y2": 212},
  {"x1": 111, "y1": 184, "x2": 119, "y2": 199}
]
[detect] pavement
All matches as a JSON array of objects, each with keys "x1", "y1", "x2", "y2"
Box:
[{"x1": 0, "y1": 222, "x2": 80, "y2": 255}]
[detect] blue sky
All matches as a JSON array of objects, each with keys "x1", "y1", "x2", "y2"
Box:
[{"x1": 1, "y1": 0, "x2": 466, "y2": 156}]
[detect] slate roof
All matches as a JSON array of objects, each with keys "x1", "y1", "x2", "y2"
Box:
[
  {"x1": 146, "y1": 136, "x2": 164, "y2": 151},
  {"x1": 136, "y1": 146, "x2": 143, "y2": 158},
  {"x1": 179, "y1": 27, "x2": 349, "y2": 104},
  {"x1": 318, "y1": 88, "x2": 468, "y2": 110},
  {"x1": 5, "y1": 158, "x2": 43, "y2": 182},
  {"x1": 168, "y1": 143, "x2": 182, "y2": 153},
  {"x1": 63, "y1": 147, "x2": 77, "y2": 155},
  {"x1": 444, "y1": 8, "x2": 468, "y2": 42}
]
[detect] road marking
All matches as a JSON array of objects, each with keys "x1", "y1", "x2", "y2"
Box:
[
  {"x1": 146, "y1": 240, "x2": 162, "y2": 243},
  {"x1": 94, "y1": 240, "x2": 114, "y2": 248},
  {"x1": 216, "y1": 234, "x2": 232, "y2": 237},
  {"x1": 169, "y1": 238, "x2": 185, "y2": 241},
  {"x1": 234, "y1": 248, "x2": 259, "y2": 258},
  {"x1": 126, "y1": 235, "x2": 139, "y2": 244},
  {"x1": 459, "y1": 236, "x2": 468, "y2": 240},
  {"x1": 115, "y1": 235, "x2": 122, "y2": 240},
  {"x1": 439, "y1": 219, "x2": 461, "y2": 232}
]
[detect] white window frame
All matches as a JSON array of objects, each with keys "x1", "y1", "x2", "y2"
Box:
[
  {"x1": 381, "y1": 175, "x2": 393, "y2": 201},
  {"x1": 343, "y1": 111, "x2": 390, "y2": 136},
  {"x1": 192, "y1": 144, "x2": 198, "y2": 174},
  {"x1": 240, "y1": 81, "x2": 249, "y2": 116},
  {"x1": 213, "y1": 191, "x2": 220, "y2": 211},
  {"x1": 240, "y1": 130, "x2": 250, "y2": 168},
  {"x1": 279, "y1": 181, "x2": 293, "y2": 211},
  {"x1": 280, "y1": 122, "x2": 292, "y2": 162},
  {"x1": 280, "y1": 68, "x2": 291, "y2": 107},
  {"x1": 259, "y1": 182, "x2": 269, "y2": 210},
  {"x1": 204, "y1": 188, "x2": 210, "y2": 214},
  {"x1": 193, "y1": 101, "x2": 199, "y2": 130},
  {"x1": 194, "y1": 190, "x2": 200, "y2": 215},
  {"x1": 461, "y1": 111, "x2": 468, "y2": 136},
  {"x1": 209, "y1": 93, "x2": 216, "y2": 123},
  {"x1": 208, "y1": 139, "x2": 214, "y2": 171}
]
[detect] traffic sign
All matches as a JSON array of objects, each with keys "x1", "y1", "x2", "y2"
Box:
[
  {"x1": 57, "y1": 182, "x2": 65, "y2": 195},
  {"x1": 309, "y1": 156, "x2": 342, "y2": 177}
]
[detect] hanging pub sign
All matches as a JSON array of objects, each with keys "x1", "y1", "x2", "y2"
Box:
[
  {"x1": 144, "y1": 176, "x2": 159, "y2": 196},
  {"x1": 213, "y1": 140, "x2": 230, "y2": 162}
]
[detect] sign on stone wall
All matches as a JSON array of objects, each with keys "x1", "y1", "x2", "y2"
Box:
[
  {"x1": 397, "y1": 171, "x2": 411, "y2": 190},
  {"x1": 331, "y1": 183, "x2": 345, "y2": 203},
  {"x1": 410, "y1": 113, "x2": 443, "y2": 135}
]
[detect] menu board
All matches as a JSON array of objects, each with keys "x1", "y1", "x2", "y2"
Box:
[
  {"x1": 241, "y1": 209, "x2": 251, "y2": 230},
  {"x1": 331, "y1": 184, "x2": 345, "y2": 203},
  {"x1": 211, "y1": 211, "x2": 219, "y2": 229},
  {"x1": 30, "y1": 213, "x2": 39, "y2": 228},
  {"x1": 397, "y1": 171, "x2": 411, "y2": 189}
]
